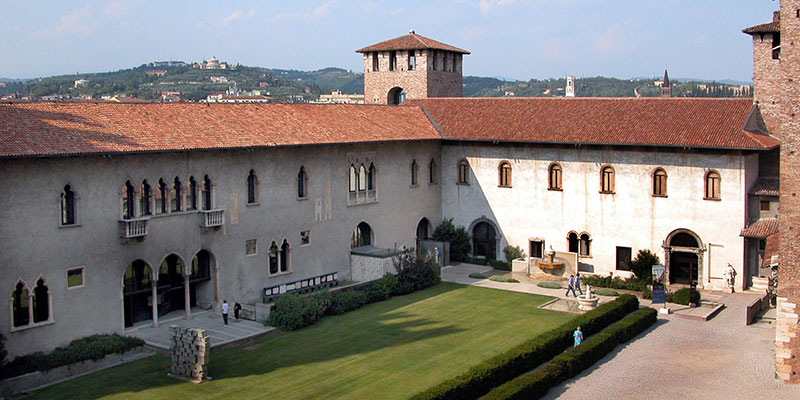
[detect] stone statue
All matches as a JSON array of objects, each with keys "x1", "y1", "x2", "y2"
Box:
[{"x1": 725, "y1": 264, "x2": 736, "y2": 290}]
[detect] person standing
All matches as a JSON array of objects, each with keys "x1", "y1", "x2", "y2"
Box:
[
  {"x1": 222, "y1": 300, "x2": 229, "y2": 325},
  {"x1": 565, "y1": 275, "x2": 577, "y2": 297},
  {"x1": 575, "y1": 272, "x2": 584, "y2": 296},
  {"x1": 234, "y1": 302, "x2": 242, "y2": 322},
  {"x1": 573, "y1": 326, "x2": 583, "y2": 347}
]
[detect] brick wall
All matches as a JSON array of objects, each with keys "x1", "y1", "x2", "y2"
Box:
[
  {"x1": 777, "y1": 0, "x2": 800, "y2": 383},
  {"x1": 362, "y1": 49, "x2": 462, "y2": 104},
  {"x1": 752, "y1": 31, "x2": 783, "y2": 135}
]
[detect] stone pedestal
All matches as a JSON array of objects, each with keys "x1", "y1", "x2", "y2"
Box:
[{"x1": 168, "y1": 326, "x2": 211, "y2": 383}]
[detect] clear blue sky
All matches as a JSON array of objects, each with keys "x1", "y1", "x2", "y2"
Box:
[{"x1": 0, "y1": 0, "x2": 780, "y2": 81}]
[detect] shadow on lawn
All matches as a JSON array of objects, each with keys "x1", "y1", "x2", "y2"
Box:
[{"x1": 34, "y1": 284, "x2": 468, "y2": 400}]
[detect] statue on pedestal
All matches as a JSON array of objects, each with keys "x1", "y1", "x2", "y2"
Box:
[{"x1": 724, "y1": 263, "x2": 736, "y2": 292}]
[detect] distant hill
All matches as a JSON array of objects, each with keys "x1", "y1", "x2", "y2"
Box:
[{"x1": 0, "y1": 62, "x2": 752, "y2": 101}]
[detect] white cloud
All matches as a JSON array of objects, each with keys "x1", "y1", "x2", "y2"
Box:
[
  {"x1": 104, "y1": 0, "x2": 145, "y2": 19},
  {"x1": 33, "y1": 6, "x2": 95, "y2": 38},
  {"x1": 479, "y1": 0, "x2": 518, "y2": 15},
  {"x1": 591, "y1": 23, "x2": 634, "y2": 54},
  {"x1": 221, "y1": 9, "x2": 256, "y2": 24},
  {"x1": 390, "y1": 8, "x2": 404, "y2": 15},
  {"x1": 272, "y1": 0, "x2": 337, "y2": 22}
]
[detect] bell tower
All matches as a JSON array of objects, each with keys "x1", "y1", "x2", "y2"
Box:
[{"x1": 356, "y1": 31, "x2": 469, "y2": 105}]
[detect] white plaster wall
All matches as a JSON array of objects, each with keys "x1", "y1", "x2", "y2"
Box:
[{"x1": 442, "y1": 143, "x2": 753, "y2": 291}]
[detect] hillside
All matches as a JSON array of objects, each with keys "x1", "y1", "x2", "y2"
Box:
[{"x1": 0, "y1": 62, "x2": 751, "y2": 101}]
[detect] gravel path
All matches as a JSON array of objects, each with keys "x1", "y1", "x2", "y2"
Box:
[{"x1": 543, "y1": 292, "x2": 800, "y2": 400}]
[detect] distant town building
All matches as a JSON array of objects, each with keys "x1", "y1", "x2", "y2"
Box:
[
  {"x1": 315, "y1": 90, "x2": 365, "y2": 104},
  {"x1": 258, "y1": 82, "x2": 270, "y2": 87},
  {"x1": 660, "y1": 70, "x2": 672, "y2": 97},
  {"x1": 109, "y1": 95, "x2": 150, "y2": 104},
  {"x1": 145, "y1": 70, "x2": 167, "y2": 77},
  {"x1": 205, "y1": 93, "x2": 273, "y2": 103},
  {"x1": 565, "y1": 75, "x2": 575, "y2": 97},
  {"x1": 193, "y1": 56, "x2": 228, "y2": 70},
  {"x1": 210, "y1": 76, "x2": 228, "y2": 83},
  {"x1": 74, "y1": 79, "x2": 89, "y2": 88},
  {"x1": 161, "y1": 91, "x2": 181, "y2": 102}
]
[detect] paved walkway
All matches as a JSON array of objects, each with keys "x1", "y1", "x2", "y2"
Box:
[
  {"x1": 126, "y1": 310, "x2": 274, "y2": 350},
  {"x1": 442, "y1": 264, "x2": 800, "y2": 400}
]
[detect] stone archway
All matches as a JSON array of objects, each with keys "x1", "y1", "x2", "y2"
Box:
[
  {"x1": 123, "y1": 260, "x2": 154, "y2": 328},
  {"x1": 663, "y1": 229, "x2": 705, "y2": 286},
  {"x1": 470, "y1": 219, "x2": 498, "y2": 260},
  {"x1": 387, "y1": 87, "x2": 406, "y2": 105}
]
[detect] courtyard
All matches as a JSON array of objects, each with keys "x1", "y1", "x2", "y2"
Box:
[{"x1": 31, "y1": 283, "x2": 572, "y2": 399}]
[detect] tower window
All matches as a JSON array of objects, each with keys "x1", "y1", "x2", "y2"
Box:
[
  {"x1": 390, "y1": 51, "x2": 397, "y2": 71},
  {"x1": 408, "y1": 50, "x2": 416, "y2": 71},
  {"x1": 773, "y1": 32, "x2": 781, "y2": 60},
  {"x1": 372, "y1": 52, "x2": 379, "y2": 71},
  {"x1": 431, "y1": 50, "x2": 437, "y2": 71}
]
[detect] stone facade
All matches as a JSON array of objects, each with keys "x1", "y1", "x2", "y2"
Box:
[
  {"x1": 751, "y1": 13, "x2": 784, "y2": 135},
  {"x1": 777, "y1": 0, "x2": 800, "y2": 383},
  {"x1": 169, "y1": 326, "x2": 210, "y2": 382},
  {"x1": 362, "y1": 49, "x2": 462, "y2": 104}
]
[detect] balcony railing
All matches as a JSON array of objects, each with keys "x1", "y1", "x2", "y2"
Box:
[
  {"x1": 119, "y1": 217, "x2": 149, "y2": 239},
  {"x1": 199, "y1": 209, "x2": 225, "y2": 228}
]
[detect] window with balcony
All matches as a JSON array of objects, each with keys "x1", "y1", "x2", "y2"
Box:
[
  {"x1": 122, "y1": 180, "x2": 135, "y2": 219},
  {"x1": 140, "y1": 180, "x2": 152, "y2": 216},
  {"x1": 202, "y1": 175, "x2": 212, "y2": 210},
  {"x1": 172, "y1": 177, "x2": 183, "y2": 211},
  {"x1": 188, "y1": 176, "x2": 198, "y2": 210},
  {"x1": 156, "y1": 179, "x2": 168, "y2": 214}
]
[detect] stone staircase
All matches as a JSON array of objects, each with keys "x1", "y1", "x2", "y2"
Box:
[{"x1": 751, "y1": 276, "x2": 769, "y2": 292}]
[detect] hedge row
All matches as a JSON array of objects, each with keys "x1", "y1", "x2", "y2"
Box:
[
  {"x1": 484, "y1": 307, "x2": 658, "y2": 400},
  {"x1": 1, "y1": 334, "x2": 145, "y2": 379},
  {"x1": 409, "y1": 294, "x2": 639, "y2": 400},
  {"x1": 267, "y1": 254, "x2": 439, "y2": 331}
]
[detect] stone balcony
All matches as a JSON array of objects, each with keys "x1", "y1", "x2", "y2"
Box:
[
  {"x1": 199, "y1": 209, "x2": 225, "y2": 228},
  {"x1": 119, "y1": 217, "x2": 149, "y2": 239}
]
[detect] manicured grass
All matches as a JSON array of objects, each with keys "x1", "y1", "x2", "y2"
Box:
[{"x1": 33, "y1": 283, "x2": 572, "y2": 400}]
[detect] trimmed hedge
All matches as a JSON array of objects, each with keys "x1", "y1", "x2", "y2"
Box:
[
  {"x1": 488, "y1": 276, "x2": 519, "y2": 283},
  {"x1": 537, "y1": 281, "x2": 563, "y2": 289},
  {"x1": 409, "y1": 294, "x2": 639, "y2": 400},
  {"x1": 484, "y1": 308, "x2": 657, "y2": 400},
  {"x1": 582, "y1": 274, "x2": 648, "y2": 292},
  {"x1": 489, "y1": 260, "x2": 511, "y2": 271},
  {"x1": 327, "y1": 290, "x2": 368, "y2": 315},
  {"x1": 267, "y1": 290, "x2": 332, "y2": 331},
  {"x1": 362, "y1": 274, "x2": 397, "y2": 304},
  {"x1": 671, "y1": 288, "x2": 701, "y2": 305},
  {"x1": 468, "y1": 272, "x2": 488, "y2": 279},
  {"x1": 1, "y1": 334, "x2": 145, "y2": 379},
  {"x1": 592, "y1": 288, "x2": 620, "y2": 297}
]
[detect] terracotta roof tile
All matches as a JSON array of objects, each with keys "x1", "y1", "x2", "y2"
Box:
[
  {"x1": 740, "y1": 218, "x2": 779, "y2": 239},
  {"x1": 749, "y1": 177, "x2": 780, "y2": 196},
  {"x1": 356, "y1": 32, "x2": 470, "y2": 54},
  {"x1": 743, "y1": 12, "x2": 780, "y2": 34},
  {"x1": 407, "y1": 97, "x2": 779, "y2": 150},
  {"x1": 0, "y1": 102, "x2": 441, "y2": 158}
]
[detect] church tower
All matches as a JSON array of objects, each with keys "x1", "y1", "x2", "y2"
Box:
[
  {"x1": 356, "y1": 31, "x2": 469, "y2": 105},
  {"x1": 565, "y1": 75, "x2": 575, "y2": 97},
  {"x1": 660, "y1": 70, "x2": 672, "y2": 97}
]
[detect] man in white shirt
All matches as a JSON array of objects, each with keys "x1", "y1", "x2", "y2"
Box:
[{"x1": 222, "y1": 300, "x2": 229, "y2": 325}]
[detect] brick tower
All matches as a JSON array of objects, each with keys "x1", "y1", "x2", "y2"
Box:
[
  {"x1": 356, "y1": 31, "x2": 469, "y2": 104},
  {"x1": 660, "y1": 70, "x2": 672, "y2": 97},
  {"x1": 746, "y1": 0, "x2": 800, "y2": 383}
]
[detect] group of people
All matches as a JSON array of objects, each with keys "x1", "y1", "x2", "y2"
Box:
[
  {"x1": 221, "y1": 300, "x2": 242, "y2": 325},
  {"x1": 565, "y1": 273, "x2": 583, "y2": 297}
]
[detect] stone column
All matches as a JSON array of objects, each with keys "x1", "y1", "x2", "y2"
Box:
[
  {"x1": 151, "y1": 279, "x2": 159, "y2": 327},
  {"x1": 184, "y1": 274, "x2": 191, "y2": 320}
]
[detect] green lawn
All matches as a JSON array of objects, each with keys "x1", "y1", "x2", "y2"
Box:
[{"x1": 34, "y1": 283, "x2": 572, "y2": 400}]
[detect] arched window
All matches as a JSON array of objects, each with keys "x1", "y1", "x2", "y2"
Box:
[
  {"x1": 348, "y1": 165, "x2": 357, "y2": 193},
  {"x1": 499, "y1": 161, "x2": 512, "y2": 187},
  {"x1": 247, "y1": 170, "x2": 258, "y2": 204},
  {"x1": 298, "y1": 166, "x2": 308, "y2": 199},
  {"x1": 280, "y1": 240, "x2": 291, "y2": 272},
  {"x1": 156, "y1": 178, "x2": 168, "y2": 214},
  {"x1": 32, "y1": 278, "x2": 50, "y2": 323},
  {"x1": 579, "y1": 233, "x2": 592, "y2": 256},
  {"x1": 548, "y1": 163, "x2": 562, "y2": 190},
  {"x1": 458, "y1": 159, "x2": 469, "y2": 184},
  {"x1": 140, "y1": 180, "x2": 152, "y2": 216},
  {"x1": 269, "y1": 241, "x2": 279, "y2": 274},
  {"x1": 172, "y1": 177, "x2": 183, "y2": 211},
  {"x1": 429, "y1": 159, "x2": 437, "y2": 184},
  {"x1": 411, "y1": 159, "x2": 419, "y2": 186},
  {"x1": 351, "y1": 222, "x2": 372, "y2": 248},
  {"x1": 61, "y1": 185, "x2": 76, "y2": 225},
  {"x1": 358, "y1": 164, "x2": 367, "y2": 191},
  {"x1": 187, "y1": 176, "x2": 198, "y2": 210},
  {"x1": 368, "y1": 163, "x2": 376, "y2": 190},
  {"x1": 705, "y1": 171, "x2": 721, "y2": 200},
  {"x1": 600, "y1": 166, "x2": 615, "y2": 193},
  {"x1": 202, "y1": 175, "x2": 212, "y2": 210},
  {"x1": 567, "y1": 232, "x2": 579, "y2": 253},
  {"x1": 12, "y1": 281, "x2": 30, "y2": 327},
  {"x1": 653, "y1": 168, "x2": 667, "y2": 196},
  {"x1": 123, "y1": 180, "x2": 135, "y2": 219}
]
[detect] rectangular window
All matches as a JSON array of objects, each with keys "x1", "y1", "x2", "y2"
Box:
[
  {"x1": 773, "y1": 32, "x2": 781, "y2": 60},
  {"x1": 246, "y1": 239, "x2": 257, "y2": 255},
  {"x1": 389, "y1": 51, "x2": 397, "y2": 71},
  {"x1": 529, "y1": 240, "x2": 544, "y2": 258},
  {"x1": 431, "y1": 50, "x2": 437, "y2": 71},
  {"x1": 616, "y1": 247, "x2": 632, "y2": 271},
  {"x1": 300, "y1": 230, "x2": 310, "y2": 246},
  {"x1": 760, "y1": 200, "x2": 770, "y2": 211},
  {"x1": 408, "y1": 50, "x2": 416, "y2": 71},
  {"x1": 372, "y1": 52, "x2": 379, "y2": 71},
  {"x1": 67, "y1": 267, "x2": 84, "y2": 288}
]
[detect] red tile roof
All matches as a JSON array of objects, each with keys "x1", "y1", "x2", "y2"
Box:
[
  {"x1": 740, "y1": 218, "x2": 779, "y2": 239},
  {"x1": 749, "y1": 177, "x2": 780, "y2": 196},
  {"x1": 356, "y1": 32, "x2": 470, "y2": 54},
  {"x1": 743, "y1": 12, "x2": 780, "y2": 34},
  {"x1": 0, "y1": 102, "x2": 441, "y2": 158},
  {"x1": 406, "y1": 97, "x2": 779, "y2": 150}
]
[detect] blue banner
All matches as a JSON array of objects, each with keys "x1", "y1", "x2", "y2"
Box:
[{"x1": 652, "y1": 289, "x2": 666, "y2": 304}]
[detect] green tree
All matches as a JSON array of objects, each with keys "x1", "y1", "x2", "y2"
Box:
[
  {"x1": 432, "y1": 218, "x2": 471, "y2": 262},
  {"x1": 627, "y1": 249, "x2": 661, "y2": 281}
]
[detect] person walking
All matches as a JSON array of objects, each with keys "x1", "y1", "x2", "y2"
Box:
[
  {"x1": 222, "y1": 300, "x2": 229, "y2": 325},
  {"x1": 565, "y1": 275, "x2": 577, "y2": 297},
  {"x1": 573, "y1": 326, "x2": 583, "y2": 347},
  {"x1": 234, "y1": 302, "x2": 242, "y2": 322},
  {"x1": 575, "y1": 272, "x2": 584, "y2": 296}
]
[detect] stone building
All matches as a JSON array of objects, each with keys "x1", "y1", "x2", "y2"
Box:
[{"x1": 0, "y1": 32, "x2": 781, "y2": 361}]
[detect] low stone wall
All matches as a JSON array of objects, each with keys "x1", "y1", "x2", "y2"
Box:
[
  {"x1": 169, "y1": 326, "x2": 210, "y2": 383},
  {"x1": 745, "y1": 293, "x2": 770, "y2": 325},
  {"x1": 0, "y1": 347, "x2": 150, "y2": 397},
  {"x1": 351, "y1": 254, "x2": 396, "y2": 282}
]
